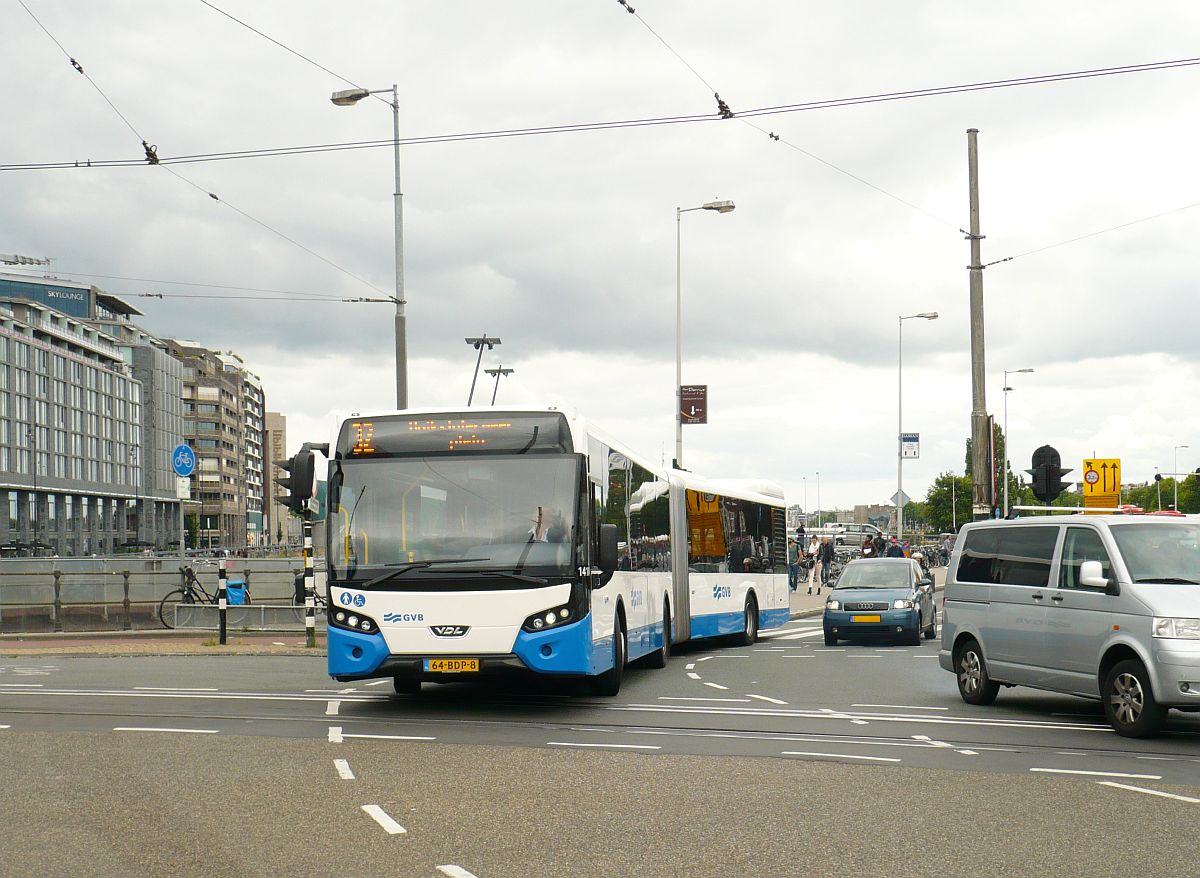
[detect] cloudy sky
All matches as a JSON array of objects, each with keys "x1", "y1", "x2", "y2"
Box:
[{"x1": 3, "y1": 1, "x2": 1198, "y2": 511}]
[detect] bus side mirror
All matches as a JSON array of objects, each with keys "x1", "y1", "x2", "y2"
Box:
[{"x1": 598, "y1": 524, "x2": 618, "y2": 573}]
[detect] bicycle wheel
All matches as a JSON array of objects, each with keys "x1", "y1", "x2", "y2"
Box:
[
  {"x1": 291, "y1": 592, "x2": 307, "y2": 626},
  {"x1": 158, "y1": 589, "x2": 193, "y2": 629}
]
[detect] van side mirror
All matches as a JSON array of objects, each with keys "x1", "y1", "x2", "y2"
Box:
[
  {"x1": 1080, "y1": 560, "x2": 1119, "y2": 595},
  {"x1": 597, "y1": 524, "x2": 618, "y2": 573}
]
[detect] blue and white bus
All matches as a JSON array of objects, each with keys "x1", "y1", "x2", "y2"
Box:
[{"x1": 323, "y1": 406, "x2": 789, "y2": 695}]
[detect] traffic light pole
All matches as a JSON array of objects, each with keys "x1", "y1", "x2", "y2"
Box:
[{"x1": 304, "y1": 518, "x2": 316, "y2": 649}]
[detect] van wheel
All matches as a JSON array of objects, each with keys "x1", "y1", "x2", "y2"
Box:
[
  {"x1": 1103, "y1": 659, "x2": 1167, "y2": 738},
  {"x1": 955, "y1": 639, "x2": 999, "y2": 705},
  {"x1": 645, "y1": 602, "x2": 671, "y2": 669},
  {"x1": 591, "y1": 616, "x2": 625, "y2": 696},
  {"x1": 735, "y1": 596, "x2": 758, "y2": 646}
]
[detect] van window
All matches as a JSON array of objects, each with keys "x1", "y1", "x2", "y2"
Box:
[
  {"x1": 1058, "y1": 528, "x2": 1113, "y2": 590},
  {"x1": 957, "y1": 526, "x2": 1057, "y2": 586}
]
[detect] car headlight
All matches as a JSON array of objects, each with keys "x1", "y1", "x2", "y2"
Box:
[
  {"x1": 893, "y1": 598, "x2": 915, "y2": 610},
  {"x1": 825, "y1": 600, "x2": 840, "y2": 611},
  {"x1": 1152, "y1": 617, "x2": 1200, "y2": 640}
]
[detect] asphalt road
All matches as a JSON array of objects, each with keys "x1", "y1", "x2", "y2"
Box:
[{"x1": 2, "y1": 614, "x2": 1199, "y2": 877}]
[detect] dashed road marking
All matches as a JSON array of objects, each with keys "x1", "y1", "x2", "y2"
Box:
[
  {"x1": 658, "y1": 696, "x2": 752, "y2": 703},
  {"x1": 328, "y1": 725, "x2": 344, "y2": 743},
  {"x1": 361, "y1": 804, "x2": 406, "y2": 835},
  {"x1": 133, "y1": 687, "x2": 218, "y2": 692},
  {"x1": 437, "y1": 866, "x2": 481, "y2": 878},
  {"x1": 326, "y1": 700, "x2": 341, "y2": 716},
  {"x1": 855, "y1": 704, "x2": 948, "y2": 711},
  {"x1": 1030, "y1": 768, "x2": 1162, "y2": 780},
  {"x1": 113, "y1": 726, "x2": 218, "y2": 734},
  {"x1": 703, "y1": 682, "x2": 730, "y2": 691},
  {"x1": 1096, "y1": 781, "x2": 1200, "y2": 803},
  {"x1": 782, "y1": 750, "x2": 900, "y2": 763},
  {"x1": 547, "y1": 742, "x2": 660, "y2": 750},
  {"x1": 334, "y1": 758, "x2": 355, "y2": 780},
  {"x1": 747, "y1": 694, "x2": 788, "y2": 705},
  {"x1": 686, "y1": 672, "x2": 701, "y2": 680},
  {"x1": 696, "y1": 656, "x2": 714, "y2": 662},
  {"x1": 364, "y1": 679, "x2": 391, "y2": 687}
]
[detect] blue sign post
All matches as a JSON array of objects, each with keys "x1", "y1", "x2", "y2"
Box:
[{"x1": 172, "y1": 444, "x2": 197, "y2": 478}]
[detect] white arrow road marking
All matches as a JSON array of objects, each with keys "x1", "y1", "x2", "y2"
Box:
[
  {"x1": 1030, "y1": 768, "x2": 1162, "y2": 780},
  {"x1": 334, "y1": 759, "x2": 355, "y2": 780},
  {"x1": 437, "y1": 866, "x2": 481, "y2": 878},
  {"x1": 361, "y1": 804, "x2": 406, "y2": 835},
  {"x1": 1096, "y1": 781, "x2": 1200, "y2": 803},
  {"x1": 821, "y1": 708, "x2": 869, "y2": 726}
]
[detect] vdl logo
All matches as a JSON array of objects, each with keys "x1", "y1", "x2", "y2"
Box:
[{"x1": 712, "y1": 584, "x2": 732, "y2": 600}]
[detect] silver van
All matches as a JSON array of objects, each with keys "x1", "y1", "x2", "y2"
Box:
[{"x1": 939, "y1": 514, "x2": 1200, "y2": 737}]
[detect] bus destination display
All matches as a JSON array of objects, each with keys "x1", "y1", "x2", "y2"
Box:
[{"x1": 337, "y1": 412, "x2": 572, "y2": 457}]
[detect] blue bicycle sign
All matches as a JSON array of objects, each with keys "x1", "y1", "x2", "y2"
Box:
[{"x1": 171, "y1": 444, "x2": 197, "y2": 477}]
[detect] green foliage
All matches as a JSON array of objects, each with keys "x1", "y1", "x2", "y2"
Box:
[
  {"x1": 922, "y1": 471, "x2": 972, "y2": 533},
  {"x1": 185, "y1": 513, "x2": 199, "y2": 549}
]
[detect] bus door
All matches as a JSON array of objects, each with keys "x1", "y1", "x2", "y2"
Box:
[{"x1": 668, "y1": 474, "x2": 690, "y2": 642}]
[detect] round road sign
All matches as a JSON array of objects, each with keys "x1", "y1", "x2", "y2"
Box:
[{"x1": 171, "y1": 444, "x2": 197, "y2": 478}]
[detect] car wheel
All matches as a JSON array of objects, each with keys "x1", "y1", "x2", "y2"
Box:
[
  {"x1": 955, "y1": 638, "x2": 999, "y2": 705},
  {"x1": 591, "y1": 616, "x2": 626, "y2": 696},
  {"x1": 823, "y1": 631, "x2": 837, "y2": 646},
  {"x1": 393, "y1": 677, "x2": 421, "y2": 695},
  {"x1": 923, "y1": 609, "x2": 937, "y2": 640},
  {"x1": 1103, "y1": 659, "x2": 1167, "y2": 738}
]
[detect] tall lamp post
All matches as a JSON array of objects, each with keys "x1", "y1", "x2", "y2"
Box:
[
  {"x1": 1174, "y1": 445, "x2": 1189, "y2": 510},
  {"x1": 484, "y1": 365, "x2": 514, "y2": 405},
  {"x1": 1002, "y1": 368, "x2": 1035, "y2": 517},
  {"x1": 802, "y1": 477, "x2": 807, "y2": 529},
  {"x1": 331, "y1": 85, "x2": 407, "y2": 410},
  {"x1": 816, "y1": 471, "x2": 821, "y2": 528},
  {"x1": 674, "y1": 199, "x2": 735, "y2": 470},
  {"x1": 465, "y1": 336, "x2": 501, "y2": 404},
  {"x1": 897, "y1": 312, "x2": 938, "y2": 540},
  {"x1": 27, "y1": 427, "x2": 37, "y2": 555}
]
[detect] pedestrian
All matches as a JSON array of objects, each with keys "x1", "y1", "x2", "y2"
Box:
[
  {"x1": 873, "y1": 533, "x2": 886, "y2": 558},
  {"x1": 787, "y1": 537, "x2": 800, "y2": 592},
  {"x1": 860, "y1": 535, "x2": 876, "y2": 558},
  {"x1": 805, "y1": 535, "x2": 820, "y2": 590},
  {"x1": 885, "y1": 537, "x2": 905, "y2": 558},
  {"x1": 817, "y1": 536, "x2": 834, "y2": 594}
]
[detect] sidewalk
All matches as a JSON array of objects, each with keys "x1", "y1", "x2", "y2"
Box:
[{"x1": 0, "y1": 628, "x2": 326, "y2": 658}]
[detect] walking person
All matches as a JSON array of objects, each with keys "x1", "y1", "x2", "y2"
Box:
[
  {"x1": 885, "y1": 537, "x2": 905, "y2": 558},
  {"x1": 787, "y1": 537, "x2": 800, "y2": 592},
  {"x1": 817, "y1": 536, "x2": 834, "y2": 594},
  {"x1": 805, "y1": 535, "x2": 820, "y2": 592},
  {"x1": 860, "y1": 534, "x2": 876, "y2": 558},
  {"x1": 872, "y1": 533, "x2": 886, "y2": 559}
]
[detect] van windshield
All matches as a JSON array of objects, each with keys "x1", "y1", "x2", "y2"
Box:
[{"x1": 1110, "y1": 523, "x2": 1200, "y2": 584}]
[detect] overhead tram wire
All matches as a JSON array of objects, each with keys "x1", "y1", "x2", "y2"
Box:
[
  {"x1": 3, "y1": 58, "x2": 1197, "y2": 173},
  {"x1": 16, "y1": 2, "x2": 389, "y2": 299}
]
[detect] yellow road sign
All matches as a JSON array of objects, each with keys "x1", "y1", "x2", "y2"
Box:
[{"x1": 1082, "y1": 458, "x2": 1120, "y2": 510}]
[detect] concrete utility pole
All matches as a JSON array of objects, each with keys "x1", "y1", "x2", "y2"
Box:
[{"x1": 966, "y1": 129, "x2": 992, "y2": 520}]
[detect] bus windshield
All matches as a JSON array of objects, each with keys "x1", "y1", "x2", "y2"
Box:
[
  {"x1": 1110, "y1": 523, "x2": 1200, "y2": 584},
  {"x1": 328, "y1": 454, "x2": 581, "y2": 584}
]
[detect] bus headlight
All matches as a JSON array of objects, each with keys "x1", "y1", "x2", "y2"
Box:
[
  {"x1": 523, "y1": 603, "x2": 574, "y2": 633},
  {"x1": 332, "y1": 609, "x2": 378, "y2": 634}
]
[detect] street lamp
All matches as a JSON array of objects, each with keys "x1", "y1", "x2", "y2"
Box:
[
  {"x1": 802, "y1": 477, "x2": 807, "y2": 528},
  {"x1": 331, "y1": 85, "x2": 407, "y2": 410},
  {"x1": 1002, "y1": 368, "x2": 1035, "y2": 517},
  {"x1": 484, "y1": 365, "x2": 514, "y2": 405},
  {"x1": 27, "y1": 426, "x2": 37, "y2": 555},
  {"x1": 465, "y1": 336, "x2": 501, "y2": 404},
  {"x1": 674, "y1": 199, "x2": 735, "y2": 470},
  {"x1": 1174, "y1": 445, "x2": 1189, "y2": 510},
  {"x1": 897, "y1": 312, "x2": 938, "y2": 540},
  {"x1": 816, "y1": 471, "x2": 821, "y2": 528}
]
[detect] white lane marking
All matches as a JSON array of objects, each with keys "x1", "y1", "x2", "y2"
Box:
[
  {"x1": 782, "y1": 655, "x2": 814, "y2": 658},
  {"x1": 658, "y1": 696, "x2": 752, "y2": 703},
  {"x1": 272, "y1": 641, "x2": 286, "y2": 646},
  {"x1": 364, "y1": 679, "x2": 391, "y2": 687},
  {"x1": 847, "y1": 655, "x2": 882, "y2": 659},
  {"x1": 437, "y1": 866, "x2": 481, "y2": 878},
  {"x1": 133, "y1": 687, "x2": 218, "y2": 692},
  {"x1": 773, "y1": 630, "x2": 826, "y2": 640},
  {"x1": 855, "y1": 704, "x2": 949, "y2": 711},
  {"x1": 782, "y1": 750, "x2": 900, "y2": 763},
  {"x1": 747, "y1": 694, "x2": 788, "y2": 705},
  {"x1": 0, "y1": 724, "x2": 10, "y2": 729},
  {"x1": 821, "y1": 707, "x2": 869, "y2": 726},
  {"x1": 1030, "y1": 768, "x2": 1162, "y2": 780},
  {"x1": 696, "y1": 655, "x2": 714, "y2": 662},
  {"x1": 326, "y1": 700, "x2": 341, "y2": 716},
  {"x1": 113, "y1": 727, "x2": 218, "y2": 734},
  {"x1": 913, "y1": 655, "x2": 940, "y2": 658},
  {"x1": 0, "y1": 683, "x2": 43, "y2": 688},
  {"x1": 820, "y1": 648, "x2": 846, "y2": 652},
  {"x1": 361, "y1": 804, "x2": 406, "y2": 835},
  {"x1": 328, "y1": 725, "x2": 344, "y2": 743},
  {"x1": 334, "y1": 758, "x2": 355, "y2": 780},
  {"x1": 760, "y1": 625, "x2": 817, "y2": 637},
  {"x1": 686, "y1": 672, "x2": 702, "y2": 680},
  {"x1": 344, "y1": 733, "x2": 436, "y2": 742},
  {"x1": 956, "y1": 750, "x2": 979, "y2": 756},
  {"x1": 685, "y1": 663, "x2": 696, "y2": 670},
  {"x1": 1134, "y1": 756, "x2": 1178, "y2": 761},
  {"x1": 706, "y1": 655, "x2": 749, "y2": 659},
  {"x1": 911, "y1": 735, "x2": 954, "y2": 748},
  {"x1": 1097, "y1": 781, "x2": 1200, "y2": 803},
  {"x1": 547, "y1": 742, "x2": 660, "y2": 750},
  {"x1": 703, "y1": 682, "x2": 730, "y2": 691}
]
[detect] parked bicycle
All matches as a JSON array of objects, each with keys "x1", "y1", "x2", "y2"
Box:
[
  {"x1": 158, "y1": 566, "x2": 250, "y2": 629},
  {"x1": 291, "y1": 572, "x2": 327, "y2": 624}
]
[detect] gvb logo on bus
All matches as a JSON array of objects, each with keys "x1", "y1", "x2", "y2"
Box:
[{"x1": 712, "y1": 585, "x2": 732, "y2": 600}]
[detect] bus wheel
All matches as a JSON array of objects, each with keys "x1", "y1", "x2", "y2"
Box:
[
  {"x1": 735, "y1": 596, "x2": 758, "y2": 647},
  {"x1": 592, "y1": 617, "x2": 625, "y2": 696},
  {"x1": 645, "y1": 602, "x2": 671, "y2": 669},
  {"x1": 393, "y1": 677, "x2": 421, "y2": 695}
]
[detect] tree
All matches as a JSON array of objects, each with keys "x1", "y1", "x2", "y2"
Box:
[
  {"x1": 184, "y1": 513, "x2": 199, "y2": 549},
  {"x1": 922, "y1": 471, "x2": 972, "y2": 533}
]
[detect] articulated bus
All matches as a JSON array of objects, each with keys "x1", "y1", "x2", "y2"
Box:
[{"x1": 322, "y1": 406, "x2": 788, "y2": 695}]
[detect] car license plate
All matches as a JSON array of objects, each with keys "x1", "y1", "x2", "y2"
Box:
[
  {"x1": 423, "y1": 658, "x2": 479, "y2": 672},
  {"x1": 851, "y1": 615, "x2": 881, "y2": 623}
]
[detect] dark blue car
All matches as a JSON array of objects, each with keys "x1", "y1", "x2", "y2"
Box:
[{"x1": 823, "y1": 557, "x2": 936, "y2": 646}]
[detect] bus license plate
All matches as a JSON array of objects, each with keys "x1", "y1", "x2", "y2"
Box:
[
  {"x1": 851, "y1": 615, "x2": 881, "y2": 623},
  {"x1": 423, "y1": 659, "x2": 479, "y2": 672}
]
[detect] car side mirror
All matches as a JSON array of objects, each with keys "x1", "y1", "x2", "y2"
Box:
[
  {"x1": 1080, "y1": 560, "x2": 1118, "y2": 595},
  {"x1": 920, "y1": 577, "x2": 933, "y2": 588},
  {"x1": 597, "y1": 524, "x2": 618, "y2": 573}
]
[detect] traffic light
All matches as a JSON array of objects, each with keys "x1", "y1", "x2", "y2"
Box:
[
  {"x1": 1155, "y1": 473, "x2": 1163, "y2": 483},
  {"x1": 1026, "y1": 445, "x2": 1072, "y2": 504},
  {"x1": 274, "y1": 448, "x2": 316, "y2": 515}
]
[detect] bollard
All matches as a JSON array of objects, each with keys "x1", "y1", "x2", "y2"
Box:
[
  {"x1": 122, "y1": 570, "x2": 132, "y2": 630},
  {"x1": 304, "y1": 521, "x2": 315, "y2": 648},
  {"x1": 52, "y1": 569, "x2": 63, "y2": 633},
  {"x1": 218, "y1": 557, "x2": 228, "y2": 645}
]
